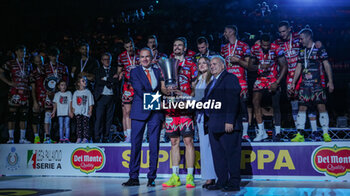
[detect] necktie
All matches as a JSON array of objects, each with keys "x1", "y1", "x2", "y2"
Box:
[
  {"x1": 145, "y1": 69, "x2": 152, "y2": 86},
  {"x1": 206, "y1": 78, "x2": 217, "y2": 98}
]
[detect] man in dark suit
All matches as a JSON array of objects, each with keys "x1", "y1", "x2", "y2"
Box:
[
  {"x1": 93, "y1": 52, "x2": 118, "y2": 143},
  {"x1": 204, "y1": 55, "x2": 242, "y2": 192},
  {"x1": 122, "y1": 48, "x2": 165, "y2": 187}
]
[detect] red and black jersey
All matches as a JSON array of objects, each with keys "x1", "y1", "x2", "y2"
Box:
[
  {"x1": 177, "y1": 58, "x2": 198, "y2": 96},
  {"x1": 30, "y1": 66, "x2": 47, "y2": 103},
  {"x1": 273, "y1": 32, "x2": 300, "y2": 73},
  {"x1": 44, "y1": 62, "x2": 69, "y2": 84},
  {"x1": 250, "y1": 43, "x2": 284, "y2": 78},
  {"x1": 298, "y1": 46, "x2": 328, "y2": 90},
  {"x1": 221, "y1": 40, "x2": 250, "y2": 81},
  {"x1": 117, "y1": 50, "x2": 140, "y2": 82},
  {"x1": 3, "y1": 59, "x2": 32, "y2": 105},
  {"x1": 166, "y1": 58, "x2": 198, "y2": 116}
]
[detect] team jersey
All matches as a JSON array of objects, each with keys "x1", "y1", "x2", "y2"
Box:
[
  {"x1": 166, "y1": 57, "x2": 198, "y2": 116},
  {"x1": 44, "y1": 62, "x2": 69, "y2": 87},
  {"x1": 250, "y1": 43, "x2": 284, "y2": 78},
  {"x1": 221, "y1": 40, "x2": 250, "y2": 81},
  {"x1": 2, "y1": 59, "x2": 32, "y2": 106},
  {"x1": 30, "y1": 65, "x2": 47, "y2": 107},
  {"x1": 298, "y1": 45, "x2": 328, "y2": 90},
  {"x1": 117, "y1": 50, "x2": 140, "y2": 81},
  {"x1": 193, "y1": 50, "x2": 218, "y2": 62},
  {"x1": 273, "y1": 32, "x2": 301, "y2": 73},
  {"x1": 177, "y1": 58, "x2": 198, "y2": 96}
]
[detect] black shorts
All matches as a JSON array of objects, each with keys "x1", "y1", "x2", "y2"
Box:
[{"x1": 298, "y1": 87, "x2": 326, "y2": 107}]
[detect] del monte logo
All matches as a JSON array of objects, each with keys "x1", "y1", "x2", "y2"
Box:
[
  {"x1": 312, "y1": 145, "x2": 350, "y2": 178},
  {"x1": 71, "y1": 146, "x2": 105, "y2": 174}
]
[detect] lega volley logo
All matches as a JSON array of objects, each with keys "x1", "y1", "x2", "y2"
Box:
[
  {"x1": 6, "y1": 147, "x2": 20, "y2": 171},
  {"x1": 312, "y1": 145, "x2": 350, "y2": 178}
]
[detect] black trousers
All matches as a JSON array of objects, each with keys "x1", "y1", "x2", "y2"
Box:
[
  {"x1": 94, "y1": 95, "x2": 115, "y2": 141},
  {"x1": 209, "y1": 130, "x2": 242, "y2": 188}
]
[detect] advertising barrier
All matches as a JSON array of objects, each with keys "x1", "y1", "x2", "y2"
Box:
[{"x1": 1, "y1": 142, "x2": 349, "y2": 180}]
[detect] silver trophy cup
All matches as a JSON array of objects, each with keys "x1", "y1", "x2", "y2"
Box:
[{"x1": 158, "y1": 57, "x2": 178, "y2": 88}]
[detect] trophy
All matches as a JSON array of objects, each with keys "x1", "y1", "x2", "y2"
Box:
[
  {"x1": 158, "y1": 57, "x2": 179, "y2": 99},
  {"x1": 158, "y1": 57, "x2": 178, "y2": 89}
]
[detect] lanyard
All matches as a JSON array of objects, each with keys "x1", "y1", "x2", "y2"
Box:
[
  {"x1": 284, "y1": 35, "x2": 293, "y2": 58},
  {"x1": 228, "y1": 39, "x2": 238, "y2": 56},
  {"x1": 37, "y1": 66, "x2": 43, "y2": 74},
  {"x1": 304, "y1": 43, "x2": 315, "y2": 69},
  {"x1": 127, "y1": 52, "x2": 136, "y2": 65},
  {"x1": 80, "y1": 58, "x2": 89, "y2": 72},
  {"x1": 16, "y1": 58, "x2": 25, "y2": 77},
  {"x1": 50, "y1": 62, "x2": 58, "y2": 77}
]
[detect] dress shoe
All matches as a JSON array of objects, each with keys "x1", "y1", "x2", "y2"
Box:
[
  {"x1": 222, "y1": 186, "x2": 240, "y2": 192},
  {"x1": 207, "y1": 184, "x2": 224, "y2": 190},
  {"x1": 147, "y1": 179, "x2": 155, "y2": 187},
  {"x1": 202, "y1": 180, "x2": 215, "y2": 189},
  {"x1": 122, "y1": 178, "x2": 140, "y2": 186}
]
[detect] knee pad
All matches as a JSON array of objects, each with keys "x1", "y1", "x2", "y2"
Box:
[{"x1": 44, "y1": 111, "x2": 52, "y2": 124}]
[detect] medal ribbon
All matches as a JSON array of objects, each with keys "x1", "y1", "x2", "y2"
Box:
[
  {"x1": 16, "y1": 58, "x2": 26, "y2": 77},
  {"x1": 50, "y1": 62, "x2": 58, "y2": 78},
  {"x1": 304, "y1": 43, "x2": 315, "y2": 69},
  {"x1": 127, "y1": 52, "x2": 136, "y2": 65},
  {"x1": 80, "y1": 58, "x2": 89, "y2": 72}
]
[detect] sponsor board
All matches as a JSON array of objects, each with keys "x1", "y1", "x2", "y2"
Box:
[
  {"x1": 71, "y1": 146, "x2": 105, "y2": 174},
  {"x1": 27, "y1": 149, "x2": 62, "y2": 170},
  {"x1": 5, "y1": 147, "x2": 20, "y2": 171},
  {"x1": 0, "y1": 143, "x2": 349, "y2": 180},
  {"x1": 312, "y1": 145, "x2": 350, "y2": 178}
]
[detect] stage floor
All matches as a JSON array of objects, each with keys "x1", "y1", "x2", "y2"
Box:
[{"x1": 0, "y1": 176, "x2": 350, "y2": 196}]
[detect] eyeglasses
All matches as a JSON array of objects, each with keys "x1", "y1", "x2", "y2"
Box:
[{"x1": 102, "y1": 58, "x2": 111, "y2": 61}]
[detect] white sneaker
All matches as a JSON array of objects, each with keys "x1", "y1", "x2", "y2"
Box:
[
  {"x1": 7, "y1": 138, "x2": 14, "y2": 144},
  {"x1": 253, "y1": 130, "x2": 268, "y2": 142},
  {"x1": 19, "y1": 139, "x2": 31, "y2": 144}
]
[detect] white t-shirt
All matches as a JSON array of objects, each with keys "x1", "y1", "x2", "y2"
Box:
[
  {"x1": 72, "y1": 89, "x2": 94, "y2": 117},
  {"x1": 53, "y1": 91, "x2": 72, "y2": 116}
]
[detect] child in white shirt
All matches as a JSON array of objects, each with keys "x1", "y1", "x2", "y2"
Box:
[
  {"x1": 52, "y1": 80, "x2": 72, "y2": 143},
  {"x1": 72, "y1": 75, "x2": 94, "y2": 143}
]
